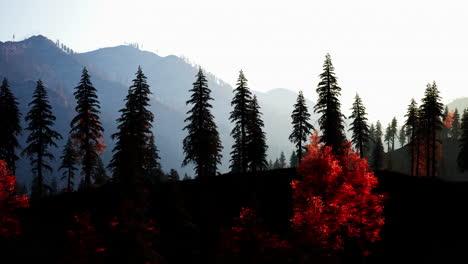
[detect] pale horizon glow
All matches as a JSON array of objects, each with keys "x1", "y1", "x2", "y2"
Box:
[{"x1": 2, "y1": 0, "x2": 468, "y2": 127}]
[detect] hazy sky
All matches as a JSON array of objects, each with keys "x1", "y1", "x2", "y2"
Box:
[{"x1": 1, "y1": 0, "x2": 468, "y2": 126}]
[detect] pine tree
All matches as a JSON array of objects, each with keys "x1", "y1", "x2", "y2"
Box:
[
  {"x1": 168, "y1": 169, "x2": 180, "y2": 182},
  {"x1": 451, "y1": 108, "x2": 461, "y2": 140},
  {"x1": 268, "y1": 160, "x2": 273, "y2": 170},
  {"x1": 22, "y1": 80, "x2": 62, "y2": 199},
  {"x1": 348, "y1": 94, "x2": 369, "y2": 158},
  {"x1": 109, "y1": 66, "x2": 160, "y2": 261},
  {"x1": 366, "y1": 123, "x2": 376, "y2": 160},
  {"x1": 405, "y1": 99, "x2": 419, "y2": 176},
  {"x1": 290, "y1": 151, "x2": 299, "y2": 168},
  {"x1": 442, "y1": 106, "x2": 450, "y2": 139},
  {"x1": 314, "y1": 54, "x2": 346, "y2": 153},
  {"x1": 145, "y1": 135, "x2": 162, "y2": 183},
  {"x1": 390, "y1": 117, "x2": 398, "y2": 151},
  {"x1": 0, "y1": 78, "x2": 22, "y2": 174},
  {"x1": 94, "y1": 156, "x2": 108, "y2": 186},
  {"x1": 229, "y1": 70, "x2": 253, "y2": 173},
  {"x1": 289, "y1": 91, "x2": 314, "y2": 162},
  {"x1": 182, "y1": 68, "x2": 223, "y2": 178},
  {"x1": 110, "y1": 66, "x2": 158, "y2": 182},
  {"x1": 372, "y1": 121, "x2": 385, "y2": 170},
  {"x1": 273, "y1": 158, "x2": 280, "y2": 169},
  {"x1": 399, "y1": 126, "x2": 406, "y2": 147},
  {"x1": 70, "y1": 68, "x2": 105, "y2": 189},
  {"x1": 457, "y1": 109, "x2": 468, "y2": 171},
  {"x1": 246, "y1": 96, "x2": 268, "y2": 172},
  {"x1": 419, "y1": 82, "x2": 444, "y2": 177},
  {"x1": 384, "y1": 124, "x2": 391, "y2": 152},
  {"x1": 60, "y1": 137, "x2": 78, "y2": 192},
  {"x1": 278, "y1": 151, "x2": 286, "y2": 168}
]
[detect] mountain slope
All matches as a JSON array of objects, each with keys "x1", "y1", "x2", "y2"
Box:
[{"x1": 1, "y1": 35, "x2": 314, "y2": 186}]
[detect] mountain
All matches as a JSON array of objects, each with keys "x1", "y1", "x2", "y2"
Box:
[
  {"x1": 0, "y1": 35, "x2": 313, "y2": 186},
  {"x1": 448, "y1": 97, "x2": 468, "y2": 112}
]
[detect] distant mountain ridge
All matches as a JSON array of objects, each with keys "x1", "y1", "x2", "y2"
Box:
[{"x1": 0, "y1": 35, "x2": 316, "y2": 186}]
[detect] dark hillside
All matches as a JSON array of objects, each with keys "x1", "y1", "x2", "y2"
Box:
[{"x1": 2, "y1": 170, "x2": 468, "y2": 263}]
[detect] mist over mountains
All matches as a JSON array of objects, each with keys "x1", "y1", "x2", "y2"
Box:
[{"x1": 0, "y1": 35, "x2": 317, "y2": 184}]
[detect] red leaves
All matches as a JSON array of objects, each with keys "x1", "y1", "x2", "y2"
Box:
[
  {"x1": 444, "y1": 110, "x2": 455, "y2": 129},
  {"x1": 291, "y1": 132, "x2": 385, "y2": 254},
  {"x1": 0, "y1": 160, "x2": 29, "y2": 238}
]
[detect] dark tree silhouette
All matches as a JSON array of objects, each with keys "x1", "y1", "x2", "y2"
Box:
[
  {"x1": 399, "y1": 126, "x2": 406, "y2": 147},
  {"x1": 348, "y1": 94, "x2": 370, "y2": 158},
  {"x1": 314, "y1": 54, "x2": 346, "y2": 153},
  {"x1": 70, "y1": 68, "x2": 105, "y2": 189},
  {"x1": 458, "y1": 109, "x2": 468, "y2": 172},
  {"x1": 372, "y1": 121, "x2": 385, "y2": 170},
  {"x1": 405, "y1": 99, "x2": 419, "y2": 176},
  {"x1": 442, "y1": 106, "x2": 450, "y2": 139},
  {"x1": 289, "y1": 91, "x2": 314, "y2": 163},
  {"x1": 451, "y1": 108, "x2": 461, "y2": 140},
  {"x1": 0, "y1": 78, "x2": 22, "y2": 174},
  {"x1": 109, "y1": 66, "x2": 160, "y2": 262},
  {"x1": 22, "y1": 80, "x2": 62, "y2": 199},
  {"x1": 278, "y1": 151, "x2": 286, "y2": 168},
  {"x1": 94, "y1": 156, "x2": 108, "y2": 186},
  {"x1": 246, "y1": 95, "x2": 268, "y2": 172},
  {"x1": 168, "y1": 169, "x2": 180, "y2": 182},
  {"x1": 390, "y1": 117, "x2": 398, "y2": 151},
  {"x1": 384, "y1": 124, "x2": 391, "y2": 152},
  {"x1": 419, "y1": 82, "x2": 444, "y2": 177},
  {"x1": 273, "y1": 158, "x2": 280, "y2": 169},
  {"x1": 290, "y1": 151, "x2": 299, "y2": 168},
  {"x1": 110, "y1": 66, "x2": 158, "y2": 182},
  {"x1": 145, "y1": 135, "x2": 162, "y2": 183},
  {"x1": 60, "y1": 137, "x2": 78, "y2": 192},
  {"x1": 366, "y1": 123, "x2": 376, "y2": 160},
  {"x1": 182, "y1": 68, "x2": 223, "y2": 178},
  {"x1": 230, "y1": 70, "x2": 253, "y2": 173}
]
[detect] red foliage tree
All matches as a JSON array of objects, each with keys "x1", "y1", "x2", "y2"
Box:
[
  {"x1": 0, "y1": 160, "x2": 29, "y2": 238},
  {"x1": 291, "y1": 131, "x2": 385, "y2": 255},
  {"x1": 444, "y1": 110, "x2": 455, "y2": 129}
]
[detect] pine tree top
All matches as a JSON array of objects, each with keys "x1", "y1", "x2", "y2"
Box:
[{"x1": 0, "y1": 78, "x2": 21, "y2": 128}]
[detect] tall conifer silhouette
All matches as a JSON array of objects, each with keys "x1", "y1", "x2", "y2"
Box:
[
  {"x1": 22, "y1": 80, "x2": 62, "y2": 199},
  {"x1": 399, "y1": 126, "x2": 406, "y2": 147},
  {"x1": 229, "y1": 70, "x2": 253, "y2": 173},
  {"x1": 419, "y1": 82, "x2": 444, "y2": 177},
  {"x1": 372, "y1": 121, "x2": 385, "y2": 170},
  {"x1": 458, "y1": 109, "x2": 468, "y2": 171},
  {"x1": 109, "y1": 66, "x2": 160, "y2": 262},
  {"x1": 60, "y1": 137, "x2": 78, "y2": 192},
  {"x1": 390, "y1": 117, "x2": 398, "y2": 151},
  {"x1": 110, "y1": 66, "x2": 159, "y2": 181},
  {"x1": 182, "y1": 68, "x2": 223, "y2": 178},
  {"x1": 405, "y1": 99, "x2": 419, "y2": 176},
  {"x1": 451, "y1": 109, "x2": 461, "y2": 140},
  {"x1": 289, "y1": 91, "x2": 314, "y2": 162},
  {"x1": 70, "y1": 68, "x2": 105, "y2": 189},
  {"x1": 348, "y1": 94, "x2": 369, "y2": 158},
  {"x1": 246, "y1": 95, "x2": 268, "y2": 172},
  {"x1": 0, "y1": 78, "x2": 21, "y2": 174},
  {"x1": 314, "y1": 54, "x2": 346, "y2": 153}
]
